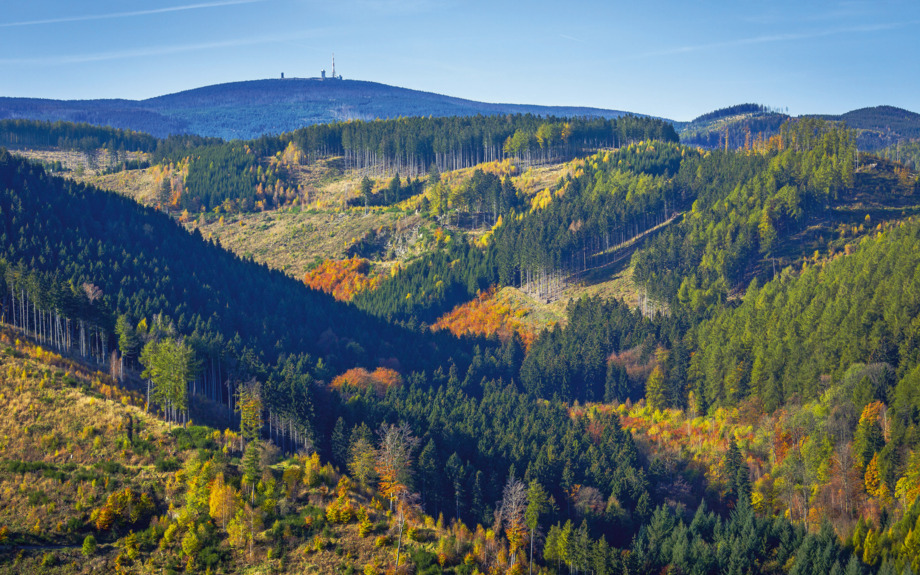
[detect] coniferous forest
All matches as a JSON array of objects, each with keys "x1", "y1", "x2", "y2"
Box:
[{"x1": 1, "y1": 102, "x2": 920, "y2": 575}]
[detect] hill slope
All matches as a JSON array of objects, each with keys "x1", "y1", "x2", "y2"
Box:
[
  {"x1": 679, "y1": 104, "x2": 920, "y2": 151},
  {"x1": 0, "y1": 78, "x2": 636, "y2": 140}
]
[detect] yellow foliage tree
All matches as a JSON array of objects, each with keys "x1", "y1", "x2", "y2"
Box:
[
  {"x1": 865, "y1": 453, "x2": 889, "y2": 500},
  {"x1": 209, "y1": 474, "x2": 241, "y2": 531}
]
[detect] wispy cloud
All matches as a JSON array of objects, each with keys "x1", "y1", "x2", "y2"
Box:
[
  {"x1": 0, "y1": 0, "x2": 267, "y2": 28},
  {"x1": 0, "y1": 31, "x2": 321, "y2": 66},
  {"x1": 630, "y1": 20, "x2": 917, "y2": 60},
  {"x1": 353, "y1": 0, "x2": 448, "y2": 13}
]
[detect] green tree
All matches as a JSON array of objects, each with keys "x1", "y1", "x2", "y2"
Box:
[
  {"x1": 544, "y1": 523, "x2": 561, "y2": 571},
  {"x1": 387, "y1": 173, "x2": 401, "y2": 204},
  {"x1": 722, "y1": 438, "x2": 753, "y2": 506},
  {"x1": 140, "y1": 337, "x2": 198, "y2": 422},
  {"x1": 348, "y1": 423, "x2": 377, "y2": 487},
  {"x1": 360, "y1": 176, "x2": 374, "y2": 213},
  {"x1": 417, "y1": 438, "x2": 439, "y2": 510},
  {"x1": 81, "y1": 535, "x2": 97, "y2": 557},
  {"x1": 242, "y1": 440, "x2": 262, "y2": 500},
  {"x1": 525, "y1": 480, "x2": 550, "y2": 575},
  {"x1": 646, "y1": 365, "x2": 667, "y2": 410},
  {"x1": 331, "y1": 417, "x2": 348, "y2": 468},
  {"x1": 445, "y1": 452, "x2": 464, "y2": 520},
  {"x1": 115, "y1": 314, "x2": 139, "y2": 380},
  {"x1": 157, "y1": 178, "x2": 171, "y2": 211},
  {"x1": 236, "y1": 379, "x2": 263, "y2": 446}
]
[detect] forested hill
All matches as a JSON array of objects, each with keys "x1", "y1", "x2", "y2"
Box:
[
  {"x1": 0, "y1": 78, "x2": 635, "y2": 140},
  {"x1": 6, "y1": 115, "x2": 920, "y2": 572},
  {"x1": 0, "y1": 148, "x2": 469, "y2": 389},
  {"x1": 679, "y1": 104, "x2": 920, "y2": 151},
  {"x1": 817, "y1": 106, "x2": 920, "y2": 148}
]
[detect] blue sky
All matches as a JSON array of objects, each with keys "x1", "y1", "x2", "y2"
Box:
[{"x1": 0, "y1": 0, "x2": 917, "y2": 121}]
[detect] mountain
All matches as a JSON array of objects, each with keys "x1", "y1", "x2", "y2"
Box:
[
  {"x1": 816, "y1": 105, "x2": 920, "y2": 148},
  {"x1": 677, "y1": 103, "x2": 789, "y2": 149},
  {"x1": 0, "y1": 78, "x2": 636, "y2": 140},
  {"x1": 678, "y1": 103, "x2": 920, "y2": 151}
]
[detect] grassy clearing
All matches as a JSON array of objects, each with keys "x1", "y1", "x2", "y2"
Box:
[{"x1": 193, "y1": 209, "x2": 426, "y2": 278}]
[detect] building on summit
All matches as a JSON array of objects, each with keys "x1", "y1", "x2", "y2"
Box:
[{"x1": 321, "y1": 54, "x2": 343, "y2": 80}]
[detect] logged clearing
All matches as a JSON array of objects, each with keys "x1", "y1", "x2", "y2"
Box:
[
  {"x1": 194, "y1": 210, "x2": 427, "y2": 277},
  {"x1": 10, "y1": 148, "x2": 146, "y2": 176},
  {"x1": 81, "y1": 167, "x2": 163, "y2": 205}
]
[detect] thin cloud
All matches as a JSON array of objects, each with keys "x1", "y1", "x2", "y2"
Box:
[
  {"x1": 0, "y1": 0, "x2": 267, "y2": 28},
  {"x1": 0, "y1": 31, "x2": 321, "y2": 66},
  {"x1": 630, "y1": 21, "x2": 916, "y2": 60}
]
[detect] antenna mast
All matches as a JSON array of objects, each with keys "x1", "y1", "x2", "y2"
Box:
[{"x1": 332, "y1": 53, "x2": 336, "y2": 79}]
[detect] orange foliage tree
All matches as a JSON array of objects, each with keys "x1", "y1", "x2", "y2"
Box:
[
  {"x1": 331, "y1": 367, "x2": 402, "y2": 397},
  {"x1": 303, "y1": 257, "x2": 381, "y2": 301},
  {"x1": 432, "y1": 287, "x2": 536, "y2": 348}
]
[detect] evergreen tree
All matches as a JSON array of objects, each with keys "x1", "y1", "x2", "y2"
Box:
[
  {"x1": 331, "y1": 417, "x2": 348, "y2": 468},
  {"x1": 417, "y1": 438, "x2": 440, "y2": 512}
]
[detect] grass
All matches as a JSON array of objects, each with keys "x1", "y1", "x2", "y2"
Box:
[
  {"x1": 0, "y1": 328, "x2": 184, "y2": 573},
  {"x1": 194, "y1": 209, "x2": 422, "y2": 278}
]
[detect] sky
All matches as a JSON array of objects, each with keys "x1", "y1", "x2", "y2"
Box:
[{"x1": 0, "y1": 0, "x2": 918, "y2": 121}]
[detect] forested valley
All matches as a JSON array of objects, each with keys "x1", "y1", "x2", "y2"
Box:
[{"x1": 1, "y1": 108, "x2": 920, "y2": 575}]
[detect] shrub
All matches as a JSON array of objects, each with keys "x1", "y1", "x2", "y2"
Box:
[
  {"x1": 95, "y1": 488, "x2": 154, "y2": 530},
  {"x1": 82, "y1": 535, "x2": 97, "y2": 557},
  {"x1": 171, "y1": 426, "x2": 217, "y2": 451},
  {"x1": 155, "y1": 456, "x2": 181, "y2": 472},
  {"x1": 358, "y1": 513, "x2": 373, "y2": 537}
]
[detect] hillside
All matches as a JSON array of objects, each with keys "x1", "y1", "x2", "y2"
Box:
[
  {"x1": 818, "y1": 106, "x2": 920, "y2": 148},
  {"x1": 6, "y1": 113, "x2": 920, "y2": 574},
  {"x1": 0, "y1": 148, "x2": 663, "y2": 573},
  {"x1": 678, "y1": 104, "x2": 790, "y2": 149},
  {"x1": 0, "y1": 79, "x2": 636, "y2": 140},
  {"x1": 0, "y1": 330, "x2": 477, "y2": 574},
  {"x1": 679, "y1": 104, "x2": 920, "y2": 151}
]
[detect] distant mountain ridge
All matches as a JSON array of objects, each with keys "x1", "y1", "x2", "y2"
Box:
[
  {"x1": 678, "y1": 103, "x2": 920, "y2": 151},
  {"x1": 0, "y1": 78, "x2": 636, "y2": 140}
]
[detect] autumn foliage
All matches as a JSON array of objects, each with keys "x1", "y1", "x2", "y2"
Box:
[
  {"x1": 303, "y1": 257, "x2": 382, "y2": 301},
  {"x1": 330, "y1": 367, "x2": 402, "y2": 397},
  {"x1": 431, "y1": 288, "x2": 536, "y2": 348}
]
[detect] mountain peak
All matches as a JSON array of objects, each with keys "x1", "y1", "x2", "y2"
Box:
[{"x1": 0, "y1": 78, "x2": 635, "y2": 140}]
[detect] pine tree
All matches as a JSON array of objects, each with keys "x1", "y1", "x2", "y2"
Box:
[
  {"x1": 417, "y1": 439, "x2": 439, "y2": 510},
  {"x1": 331, "y1": 417, "x2": 348, "y2": 468},
  {"x1": 242, "y1": 441, "x2": 262, "y2": 501},
  {"x1": 115, "y1": 314, "x2": 139, "y2": 374},
  {"x1": 543, "y1": 524, "x2": 561, "y2": 571},
  {"x1": 724, "y1": 439, "x2": 746, "y2": 502},
  {"x1": 525, "y1": 480, "x2": 549, "y2": 575},
  {"x1": 236, "y1": 380, "x2": 262, "y2": 446},
  {"x1": 157, "y1": 178, "x2": 171, "y2": 211},
  {"x1": 646, "y1": 365, "x2": 667, "y2": 410},
  {"x1": 445, "y1": 452, "x2": 464, "y2": 520},
  {"x1": 471, "y1": 470, "x2": 485, "y2": 525},
  {"x1": 360, "y1": 176, "x2": 373, "y2": 213}
]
